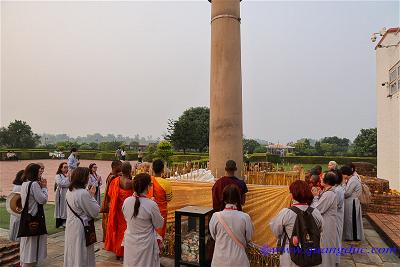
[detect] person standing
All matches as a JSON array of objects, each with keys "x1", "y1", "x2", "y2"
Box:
[
  {"x1": 311, "y1": 172, "x2": 338, "y2": 267},
  {"x1": 122, "y1": 173, "x2": 164, "y2": 267},
  {"x1": 121, "y1": 148, "x2": 126, "y2": 161},
  {"x1": 68, "y1": 148, "x2": 79, "y2": 173},
  {"x1": 210, "y1": 184, "x2": 254, "y2": 267},
  {"x1": 55, "y1": 162, "x2": 70, "y2": 228},
  {"x1": 64, "y1": 167, "x2": 99, "y2": 267},
  {"x1": 147, "y1": 160, "x2": 173, "y2": 240},
  {"x1": 115, "y1": 148, "x2": 122, "y2": 160},
  {"x1": 19, "y1": 163, "x2": 48, "y2": 267},
  {"x1": 88, "y1": 163, "x2": 102, "y2": 204},
  {"x1": 105, "y1": 162, "x2": 134, "y2": 259},
  {"x1": 270, "y1": 180, "x2": 323, "y2": 267},
  {"x1": 8, "y1": 170, "x2": 24, "y2": 242},
  {"x1": 138, "y1": 149, "x2": 143, "y2": 163},
  {"x1": 100, "y1": 160, "x2": 122, "y2": 242},
  {"x1": 341, "y1": 165, "x2": 364, "y2": 241},
  {"x1": 333, "y1": 169, "x2": 345, "y2": 266},
  {"x1": 212, "y1": 160, "x2": 248, "y2": 211}
]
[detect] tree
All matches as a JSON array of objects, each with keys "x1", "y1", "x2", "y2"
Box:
[
  {"x1": 155, "y1": 140, "x2": 174, "y2": 163},
  {"x1": 0, "y1": 120, "x2": 40, "y2": 148},
  {"x1": 143, "y1": 143, "x2": 157, "y2": 162},
  {"x1": 319, "y1": 136, "x2": 350, "y2": 156},
  {"x1": 243, "y1": 139, "x2": 261, "y2": 154},
  {"x1": 129, "y1": 141, "x2": 139, "y2": 151},
  {"x1": 166, "y1": 107, "x2": 210, "y2": 153},
  {"x1": 353, "y1": 128, "x2": 377, "y2": 156}
]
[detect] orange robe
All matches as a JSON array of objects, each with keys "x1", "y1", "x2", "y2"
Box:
[
  {"x1": 100, "y1": 173, "x2": 115, "y2": 242},
  {"x1": 104, "y1": 177, "x2": 133, "y2": 256},
  {"x1": 147, "y1": 176, "x2": 172, "y2": 238}
]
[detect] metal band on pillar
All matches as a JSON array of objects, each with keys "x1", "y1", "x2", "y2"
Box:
[{"x1": 211, "y1": 14, "x2": 241, "y2": 24}]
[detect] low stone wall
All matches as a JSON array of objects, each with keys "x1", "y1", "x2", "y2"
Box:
[
  {"x1": 360, "y1": 176, "x2": 390, "y2": 193},
  {"x1": 353, "y1": 162, "x2": 377, "y2": 177},
  {"x1": 0, "y1": 238, "x2": 19, "y2": 266},
  {"x1": 363, "y1": 193, "x2": 400, "y2": 215}
]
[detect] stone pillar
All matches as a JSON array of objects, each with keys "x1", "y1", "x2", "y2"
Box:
[{"x1": 208, "y1": 0, "x2": 243, "y2": 178}]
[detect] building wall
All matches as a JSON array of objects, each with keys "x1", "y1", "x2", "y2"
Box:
[{"x1": 376, "y1": 32, "x2": 400, "y2": 190}]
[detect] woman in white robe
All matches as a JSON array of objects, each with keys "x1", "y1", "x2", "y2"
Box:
[
  {"x1": 55, "y1": 162, "x2": 70, "y2": 228},
  {"x1": 333, "y1": 171, "x2": 345, "y2": 266},
  {"x1": 311, "y1": 172, "x2": 338, "y2": 267},
  {"x1": 341, "y1": 165, "x2": 364, "y2": 241},
  {"x1": 9, "y1": 169, "x2": 24, "y2": 242},
  {"x1": 123, "y1": 173, "x2": 164, "y2": 267},
  {"x1": 88, "y1": 163, "x2": 102, "y2": 204},
  {"x1": 19, "y1": 164, "x2": 48, "y2": 267},
  {"x1": 64, "y1": 167, "x2": 99, "y2": 267},
  {"x1": 270, "y1": 180, "x2": 323, "y2": 267},
  {"x1": 210, "y1": 184, "x2": 254, "y2": 267}
]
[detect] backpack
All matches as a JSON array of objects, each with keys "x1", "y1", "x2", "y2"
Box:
[
  {"x1": 279, "y1": 206, "x2": 322, "y2": 267},
  {"x1": 356, "y1": 175, "x2": 371, "y2": 205}
]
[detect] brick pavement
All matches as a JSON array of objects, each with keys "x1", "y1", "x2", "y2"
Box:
[{"x1": 0, "y1": 217, "x2": 399, "y2": 267}]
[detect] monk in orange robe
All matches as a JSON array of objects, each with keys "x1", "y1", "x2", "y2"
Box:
[
  {"x1": 104, "y1": 161, "x2": 133, "y2": 258},
  {"x1": 147, "y1": 160, "x2": 172, "y2": 239},
  {"x1": 100, "y1": 160, "x2": 122, "y2": 242}
]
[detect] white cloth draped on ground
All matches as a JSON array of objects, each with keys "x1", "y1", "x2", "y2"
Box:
[
  {"x1": 269, "y1": 205, "x2": 323, "y2": 267},
  {"x1": 311, "y1": 189, "x2": 338, "y2": 267},
  {"x1": 343, "y1": 175, "x2": 364, "y2": 241},
  {"x1": 63, "y1": 188, "x2": 100, "y2": 267},
  {"x1": 209, "y1": 208, "x2": 254, "y2": 267},
  {"x1": 122, "y1": 196, "x2": 164, "y2": 267},
  {"x1": 19, "y1": 181, "x2": 48, "y2": 265},
  {"x1": 166, "y1": 182, "x2": 292, "y2": 246}
]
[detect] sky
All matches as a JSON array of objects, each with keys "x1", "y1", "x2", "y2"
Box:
[{"x1": 1, "y1": 1, "x2": 399, "y2": 143}]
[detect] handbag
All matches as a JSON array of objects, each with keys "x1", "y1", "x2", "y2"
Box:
[
  {"x1": 17, "y1": 181, "x2": 48, "y2": 237},
  {"x1": 67, "y1": 200, "x2": 97, "y2": 247}
]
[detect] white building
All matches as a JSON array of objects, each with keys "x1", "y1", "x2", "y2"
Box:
[{"x1": 376, "y1": 27, "x2": 400, "y2": 190}]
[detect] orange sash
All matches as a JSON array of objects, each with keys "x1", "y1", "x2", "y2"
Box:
[{"x1": 147, "y1": 176, "x2": 168, "y2": 238}]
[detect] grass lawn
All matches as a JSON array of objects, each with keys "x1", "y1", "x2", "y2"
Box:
[{"x1": 0, "y1": 199, "x2": 63, "y2": 235}]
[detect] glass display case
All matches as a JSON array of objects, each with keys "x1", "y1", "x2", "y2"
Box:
[{"x1": 175, "y1": 206, "x2": 214, "y2": 267}]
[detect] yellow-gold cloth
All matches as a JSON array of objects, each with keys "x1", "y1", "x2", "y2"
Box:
[{"x1": 166, "y1": 181, "x2": 292, "y2": 247}]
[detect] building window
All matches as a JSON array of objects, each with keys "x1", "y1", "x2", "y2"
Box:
[{"x1": 388, "y1": 61, "x2": 400, "y2": 96}]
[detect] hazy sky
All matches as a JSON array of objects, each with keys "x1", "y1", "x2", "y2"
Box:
[{"x1": 1, "y1": 1, "x2": 399, "y2": 143}]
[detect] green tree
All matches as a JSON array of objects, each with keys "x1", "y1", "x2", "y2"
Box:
[
  {"x1": 243, "y1": 139, "x2": 261, "y2": 154},
  {"x1": 155, "y1": 140, "x2": 174, "y2": 163},
  {"x1": 129, "y1": 141, "x2": 139, "y2": 151},
  {"x1": 166, "y1": 107, "x2": 209, "y2": 153},
  {"x1": 353, "y1": 128, "x2": 377, "y2": 156},
  {"x1": 320, "y1": 136, "x2": 350, "y2": 156},
  {"x1": 0, "y1": 120, "x2": 40, "y2": 148},
  {"x1": 143, "y1": 143, "x2": 157, "y2": 162}
]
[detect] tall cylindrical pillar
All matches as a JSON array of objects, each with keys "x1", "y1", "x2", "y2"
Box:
[{"x1": 209, "y1": 0, "x2": 243, "y2": 178}]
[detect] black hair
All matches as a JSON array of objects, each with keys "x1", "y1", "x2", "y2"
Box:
[
  {"x1": 56, "y1": 162, "x2": 68, "y2": 175},
  {"x1": 348, "y1": 163, "x2": 356, "y2": 173},
  {"x1": 121, "y1": 162, "x2": 132, "y2": 177},
  {"x1": 13, "y1": 170, "x2": 25, "y2": 185},
  {"x1": 111, "y1": 160, "x2": 122, "y2": 169},
  {"x1": 23, "y1": 163, "x2": 41, "y2": 182},
  {"x1": 225, "y1": 160, "x2": 237, "y2": 172},
  {"x1": 323, "y1": 171, "x2": 337, "y2": 186},
  {"x1": 223, "y1": 184, "x2": 241, "y2": 205},
  {"x1": 89, "y1": 163, "x2": 97, "y2": 174},
  {"x1": 152, "y1": 159, "x2": 164, "y2": 174},
  {"x1": 310, "y1": 168, "x2": 321, "y2": 176},
  {"x1": 70, "y1": 148, "x2": 77, "y2": 153},
  {"x1": 69, "y1": 167, "x2": 90, "y2": 191},
  {"x1": 340, "y1": 165, "x2": 353, "y2": 176},
  {"x1": 133, "y1": 173, "x2": 152, "y2": 218},
  {"x1": 333, "y1": 169, "x2": 343, "y2": 185}
]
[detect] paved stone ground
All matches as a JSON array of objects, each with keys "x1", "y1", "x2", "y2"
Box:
[{"x1": 1, "y1": 217, "x2": 399, "y2": 267}]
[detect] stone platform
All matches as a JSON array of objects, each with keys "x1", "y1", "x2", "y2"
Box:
[{"x1": 367, "y1": 213, "x2": 400, "y2": 257}]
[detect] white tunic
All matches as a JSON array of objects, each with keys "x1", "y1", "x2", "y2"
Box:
[
  {"x1": 209, "y1": 207, "x2": 254, "y2": 267},
  {"x1": 88, "y1": 173, "x2": 102, "y2": 204},
  {"x1": 9, "y1": 185, "x2": 21, "y2": 242},
  {"x1": 63, "y1": 188, "x2": 100, "y2": 267},
  {"x1": 333, "y1": 184, "x2": 345, "y2": 265},
  {"x1": 343, "y1": 175, "x2": 364, "y2": 241},
  {"x1": 311, "y1": 190, "x2": 337, "y2": 267},
  {"x1": 270, "y1": 205, "x2": 323, "y2": 267},
  {"x1": 19, "y1": 181, "x2": 48, "y2": 264},
  {"x1": 122, "y1": 196, "x2": 164, "y2": 267},
  {"x1": 55, "y1": 174, "x2": 70, "y2": 220}
]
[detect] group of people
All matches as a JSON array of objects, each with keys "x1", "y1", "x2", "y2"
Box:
[{"x1": 7, "y1": 153, "x2": 366, "y2": 267}]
